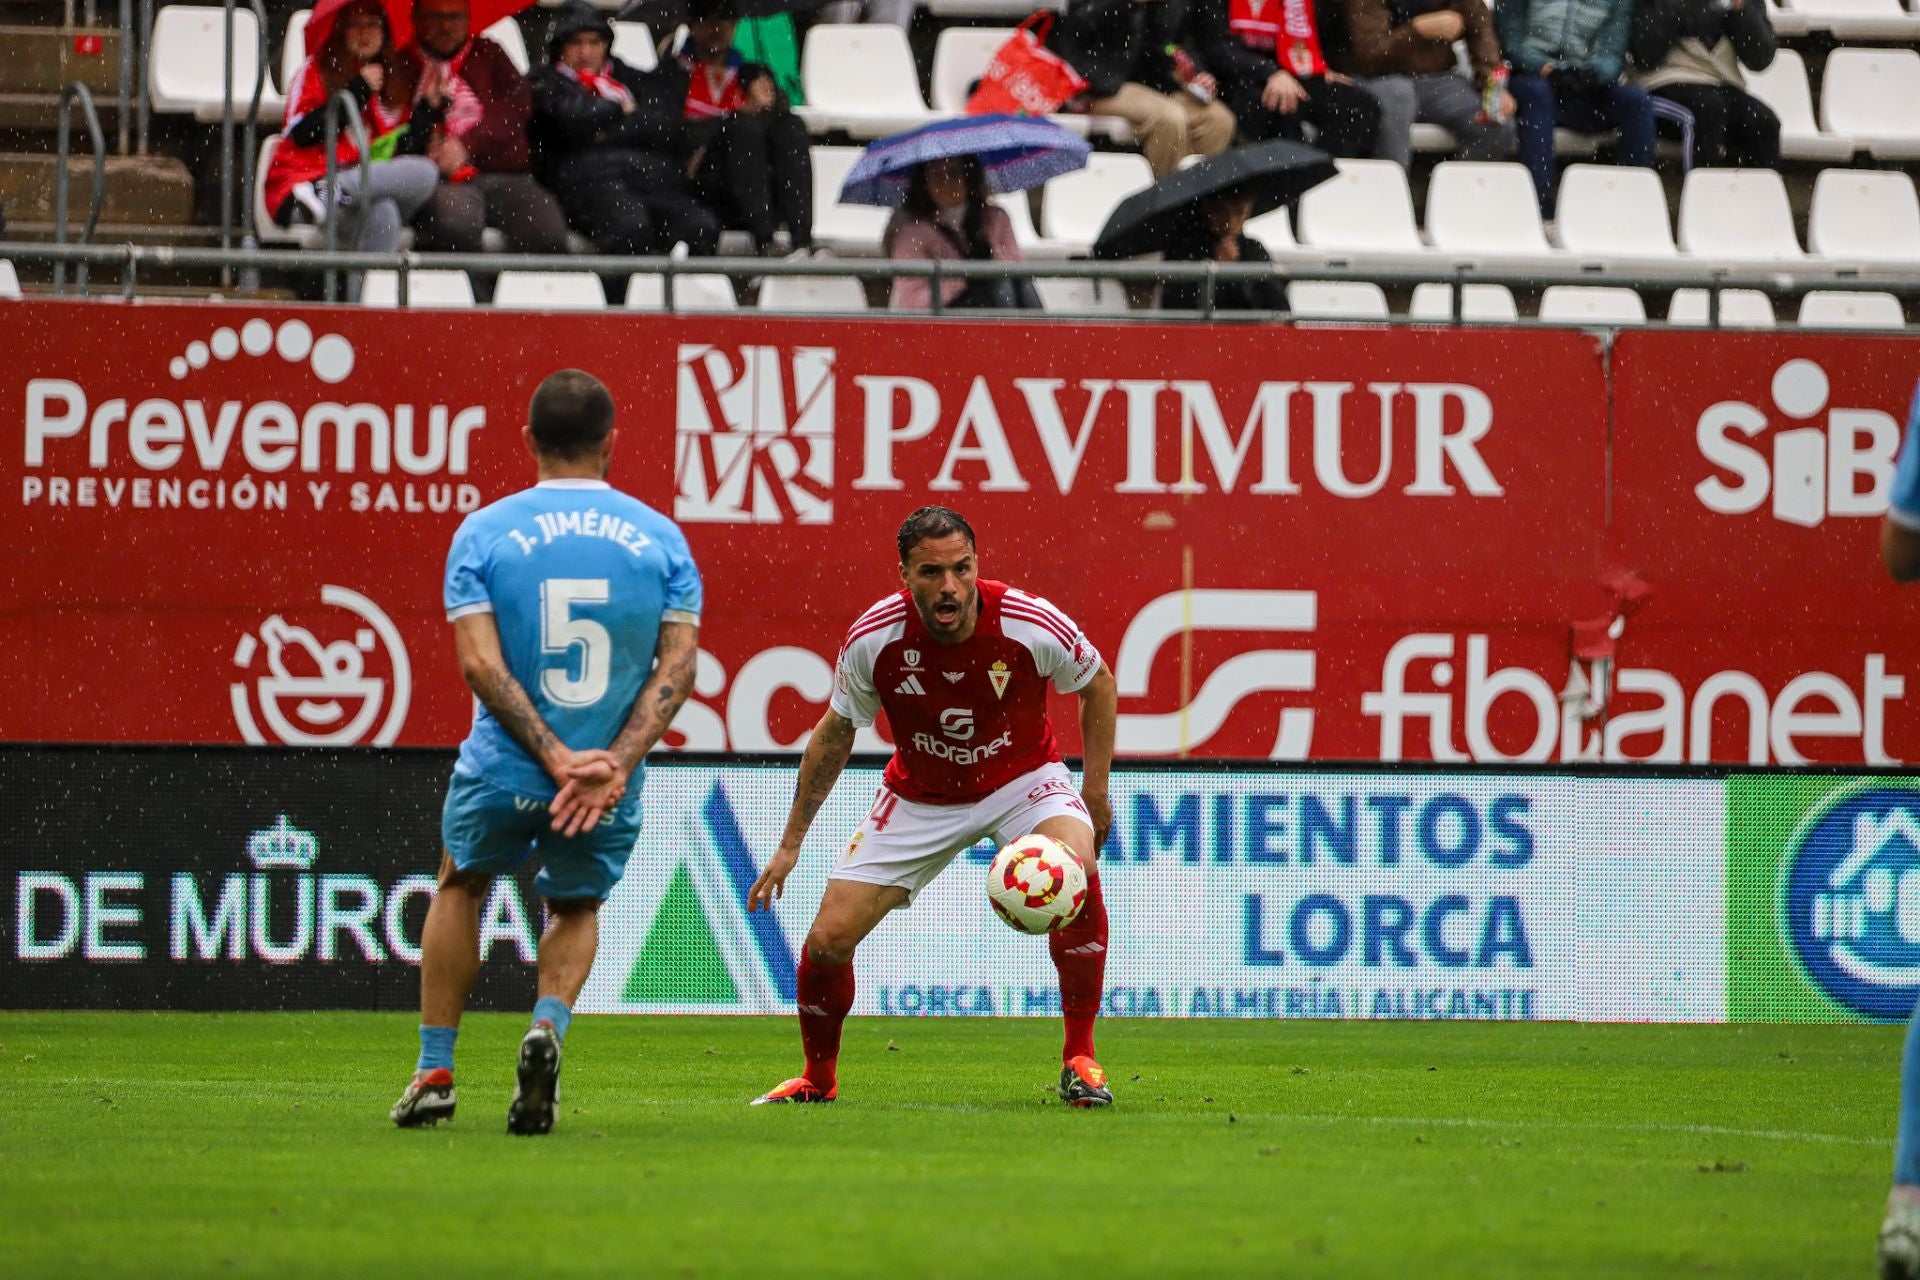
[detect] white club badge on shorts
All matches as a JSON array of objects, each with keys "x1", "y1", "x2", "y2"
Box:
[{"x1": 989, "y1": 660, "x2": 1010, "y2": 699}]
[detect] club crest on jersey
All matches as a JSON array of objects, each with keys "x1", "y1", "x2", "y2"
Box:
[
  {"x1": 903, "y1": 649, "x2": 921, "y2": 669},
  {"x1": 894, "y1": 675, "x2": 927, "y2": 696},
  {"x1": 989, "y1": 661, "x2": 1011, "y2": 699},
  {"x1": 942, "y1": 671, "x2": 965, "y2": 684}
]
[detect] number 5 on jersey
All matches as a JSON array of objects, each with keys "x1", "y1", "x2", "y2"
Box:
[{"x1": 540, "y1": 578, "x2": 611, "y2": 707}]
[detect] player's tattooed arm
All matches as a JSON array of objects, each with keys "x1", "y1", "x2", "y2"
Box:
[
  {"x1": 749, "y1": 709, "x2": 856, "y2": 911},
  {"x1": 1076, "y1": 662, "x2": 1118, "y2": 852},
  {"x1": 606, "y1": 620, "x2": 701, "y2": 771},
  {"x1": 453, "y1": 613, "x2": 568, "y2": 775}
]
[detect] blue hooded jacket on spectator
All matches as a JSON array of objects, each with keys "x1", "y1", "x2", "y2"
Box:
[{"x1": 1496, "y1": 0, "x2": 1634, "y2": 84}]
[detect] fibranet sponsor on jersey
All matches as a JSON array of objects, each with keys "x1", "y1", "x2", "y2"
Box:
[
  {"x1": 671, "y1": 344, "x2": 1505, "y2": 522},
  {"x1": 19, "y1": 318, "x2": 487, "y2": 515}
]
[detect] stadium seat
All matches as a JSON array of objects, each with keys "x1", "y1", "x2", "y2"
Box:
[
  {"x1": 1297, "y1": 158, "x2": 1424, "y2": 254},
  {"x1": 810, "y1": 146, "x2": 892, "y2": 256},
  {"x1": 1667, "y1": 287, "x2": 1777, "y2": 327},
  {"x1": 358, "y1": 269, "x2": 476, "y2": 308},
  {"x1": 1553, "y1": 164, "x2": 1676, "y2": 258},
  {"x1": 992, "y1": 192, "x2": 1069, "y2": 257},
  {"x1": 1538, "y1": 285, "x2": 1648, "y2": 325},
  {"x1": 1808, "y1": 169, "x2": 1920, "y2": 263},
  {"x1": 492, "y1": 270, "x2": 607, "y2": 310},
  {"x1": 1819, "y1": 48, "x2": 1920, "y2": 161},
  {"x1": 1781, "y1": 0, "x2": 1920, "y2": 38},
  {"x1": 1677, "y1": 168, "x2": 1804, "y2": 261},
  {"x1": 0, "y1": 259, "x2": 20, "y2": 299},
  {"x1": 148, "y1": 5, "x2": 283, "y2": 121},
  {"x1": 1743, "y1": 49, "x2": 1854, "y2": 161},
  {"x1": 1039, "y1": 152, "x2": 1155, "y2": 256},
  {"x1": 1286, "y1": 281, "x2": 1390, "y2": 318},
  {"x1": 280, "y1": 8, "x2": 309, "y2": 93},
  {"x1": 925, "y1": 27, "x2": 1131, "y2": 140},
  {"x1": 1244, "y1": 204, "x2": 1296, "y2": 253},
  {"x1": 1033, "y1": 277, "x2": 1130, "y2": 312},
  {"x1": 252, "y1": 137, "x2": 320, "y2": 248},
  {"x1": 623, "y1": 271, "x2": 739, "y2": 310},
  {"x1": 1408, "y1": 282, "x2": 1519, "y2": 321},
  {"x1": 1797, "y1": 290, "x2": 1907, "y2": 328},
  {"x1": 757, "y1": 271, "x2": 870, "y2": 311},
  {"x1": 610, "y1": 21, "x2": 658, "y2": 72},
  {"x1": 1424, "y1": 161, "x2": 1554, "y2": 257},
  {"x1": 1763, "y1": 0, "x2": 1809, "y2": 37},
  {"x1": 802, "y1": 25, "x2": 948, "y2": 138},
  {"x1": 481, "y1": 17, "x2": 531, "y2": 73}
]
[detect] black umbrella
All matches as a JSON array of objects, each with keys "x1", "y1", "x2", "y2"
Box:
[{"x1": 1091, "y1": 140, "x2": 1338, "y2": 260}]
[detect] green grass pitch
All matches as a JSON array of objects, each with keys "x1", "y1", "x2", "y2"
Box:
[{"x1": 0, "y1": 1012, "x2": 1902, "y2": 1277}]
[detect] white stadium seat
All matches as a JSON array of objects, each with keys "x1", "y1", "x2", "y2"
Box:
[
  {"x1": 930, "y1": 26, "x2": 1008, "y2": 113},
  {"x1": 623, "y1": 272, "x2": 739, "y2": 310},
  {"x1": 1425, "y1": 161, "x2": 1554, "y2": 257},
  {"x1": 0, "y1": 259, "x2": 20, "y2": 299},
  {"x1": 992, "y1": 192, "x2": 1068, "y2": 257},
  {"x1": 1764, "y1": 0, "x2": 1809, "y2": 37},
  {"x1": 281, "y1": 8, "x2": 309, "y2": 93},
  {"x1": 1553, "y1": 164, "x2": 1675, "y2": 258},
  {"x1": 1408, "y1": 282, "x2": 1518, "y2": 321},
  {"x1": 1538, "y1": 285, "x2": 1648, "y2": 325},
  {"x1": 148, "y1": 5, "x2": 283, "y2": 121},
  {"x1": 359, "y1": 269, "x2": 476, "y2": 308},
  {"x1": 1819, "y1": 48, "x2": 1920, "y2": 161},
  {"x1": 1039, "y1": 152, "x2": 1155, "y2": 255},
  {"x1": 1286, "y1": 281, "x2": 1390, "y2": 318},
  {"x1": 611, "y1": 21, "x2": 658, "y2": 72},
  {"x1": 1668, "y1": 288, "x2": 1777, "y2": 327},
  {"x1": 1808, "y1": 169, "x2": 1920, "y2": 263},
  {"x1": 1782, "y1": 0, "x2": 1920, "y2": 37},
  {"x1": 1797, "y1": 290, "x2": 1907, "y2": 328},
  {"x1": 1678, "y1": 168, "x2": 1804, "y2": 261},
  {"x1": 1243, "y1": 204, "x2": 1296, "y2": 254},
  {"x1": 1743, "y1": 49, "x2": 1855, "y2": 161},
  {"x1": 481, "y1": 17, "x2": 530, "y2": 73},
  {"x1": 802, "y1": 25, "x2": 946, "y2": 138},
  {"x1": 809, "y1": 146, "x2": 892, "y2": 256},
  {"x1": 492, "y1": 270, "x2": 607, "y2": 310},
  {"x1": 253, "y1": 137, "x2": 321, "y2": 248},
  {"x1": 757, "y1": 272, "x2": 869, "y2": 311},
  {"x1": 1034, "y1": 278, "x2": 1129, "y2": 312},
  {"x1": 1297, "y1": 158, "x2": 1424, "y2": 254}
]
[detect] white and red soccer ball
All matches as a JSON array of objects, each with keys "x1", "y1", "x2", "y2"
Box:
[{"x1": 986, "y1": 834, "x2": 1087, "y2": 934}]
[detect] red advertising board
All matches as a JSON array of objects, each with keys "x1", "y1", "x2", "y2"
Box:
[{"x1": 2, "y1": 300, "x2": 1914, "y2": 763}]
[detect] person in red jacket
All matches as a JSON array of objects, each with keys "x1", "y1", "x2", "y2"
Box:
[
  {"x1": 394, "y1": 0, "x2": 570, "y2": 258},
  {"x1": 265, "y1": 0, "x2": 439, "y2": 300}
]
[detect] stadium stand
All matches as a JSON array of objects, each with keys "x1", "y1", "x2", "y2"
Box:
[
  {"x1": 147, "y1": 5, "x2": 281, "y2": 121},
  {"x1": 1538, "y1": 284, "x2": 1650, "y2": 324},
  {"x1": 1667, "y1": 287, "x2": 1779, "y2": 326},
  {"x1": 490, "y1": 269, "x2": 607, "y2": 309},
  {"x1": 622, "y1": 270, "x2": 740, "y2": 310},
  {"x1": 809, "y1": 145, "x2": 891, "y2": 256},
  {"x1": 1676, "y1": 167, "x2": 1806, "y2": 260},
  {"x1": 1797, "y1": 288, "x2": 1909, "y2": 326},
  {"x1": 1297, "y1": 159, "x2": 1426, "y2": 255},
  {"x1": 1286, "y1": 281, "x2": 1392, "y2": 318},
  {"x1": 1033, "y1": 276, "x2": 1129, "y2": 312},
  {"x1": 1037, "y1": 152, "x2": 1155, "y2": 257},
  {"x1": 1818, "y1": 47, "x2": 1920, "y2": 160},
  {"x1": 1742, "y1": 49, "x2": 1856, "y2": 161},
  {"x1": 1553, "y1": 164, "x2": 1677, "y2": 258},
  {"x1": 359, "y1": 268, "x2": 477, "y2": 308},
  {"x1": 1807, "y1": 169, "x2": 1920, "y2": 263},
  {"x1": 800, "y1": 24, "x2": 949, "y2": 138},
  {"x1": 1424, "y1": 161, "x2": 1555, "y2": 257},
  {"x1": 757, "y1": 271, "x2": 870, "y2": 311},
  {"x1": 1408, "y1": 282, "x2": 1520, "y2": 320}
]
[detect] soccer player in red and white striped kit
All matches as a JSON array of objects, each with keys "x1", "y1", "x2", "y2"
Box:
[{"x1": 746, "y1": 505, "x2": 1120, "y2": 1107}]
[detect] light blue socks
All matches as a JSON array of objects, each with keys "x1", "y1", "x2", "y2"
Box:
[
  {"x1": 417, "y1": 1024, "x2": 457, "y2": 1074},
  {"x1": 533, "y1": 995, "x2": 573, "y2": 1042}
]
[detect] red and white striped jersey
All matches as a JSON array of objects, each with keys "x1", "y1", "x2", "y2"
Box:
[{"x1": 830, "y1": 580, "x2": 1103, "y2": 805}]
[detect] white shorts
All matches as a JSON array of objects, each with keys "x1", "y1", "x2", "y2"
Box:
[{"x1": 830, "y1": 762, "x2": 1092, "y2": 905}]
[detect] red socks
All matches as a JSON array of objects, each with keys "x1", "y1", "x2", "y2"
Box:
[
  {"x1": 1048, "y1": 873, "x2": 1109, "y2": 1063},
  {"x1": 796, "y1": 949, "x2": 855, "y2": 1090}
]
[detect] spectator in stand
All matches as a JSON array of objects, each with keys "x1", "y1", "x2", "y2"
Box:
[
  {"x1": 1190, "y1": 0, "x2": 1381, "y2": 158},
  {"x1": 1342, "y1": 0, "x2": 1515, "y2": 168},
  {"x1": 1497, "y1": 0, "x2": 1656, "y2": 220},
  {"x1": 395, "y1": 0, "x2": 570, "y2": 257},
  {"x1": 1053, "y1": 0, "x2": 1235, "y2": 178},
  {"x1": 673, "y1": 0, "x2": 813, "y2": 256},
  {"x1": 1160, "y1": 189, "x2": 1289, "y2": 311},
  {"x1": 1630, "y1": 0, "x2": 1777, "y2": 169},
  {"x1": 266, "y1": 0, "x2": 439, "y2": 301},
  {"x1": 884, "y1": 156, "x2": 1036, "y2": 310},
  {"x1": 530, "y1": 1, "x2": 720, "y2": 257}
]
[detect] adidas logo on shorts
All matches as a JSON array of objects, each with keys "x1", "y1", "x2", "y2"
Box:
[{"x1": 894, "y1": 675, "x2": 926, "y2": 695}]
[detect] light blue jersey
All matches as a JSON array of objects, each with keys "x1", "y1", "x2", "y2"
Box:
[
  {"x1": 443, "y1": 478, "x2": 702, "y2": 799},
  {"x1": 1891, "y1": 379, "x2": 1920, "y2": 530}
]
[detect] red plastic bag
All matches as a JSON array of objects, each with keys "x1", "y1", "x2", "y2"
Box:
[{"x1": 965, "y1": 13, "x2": 1088, "y2": 116}]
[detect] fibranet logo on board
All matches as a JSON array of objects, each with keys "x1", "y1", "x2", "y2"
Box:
[
  {"x1": 671, "y1": 344, "x2": 1505, "y2": 523},
  {"x1": 19, "y1": 318, "x2": 488, "y2": 516}
]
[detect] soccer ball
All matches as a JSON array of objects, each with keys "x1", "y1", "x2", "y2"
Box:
[{"x1": 986, "y1": 835, "x2": 1088, "y2": 934}]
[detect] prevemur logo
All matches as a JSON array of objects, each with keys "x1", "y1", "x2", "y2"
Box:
[
  {"x1": 1729, "y1": 775, "x2": 1920, "y2": 1022},
  {"x1": 591, "y1": 783, "x2": 796, "y2": 1012}
]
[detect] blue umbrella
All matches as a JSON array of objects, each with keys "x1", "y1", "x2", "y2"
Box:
[{"x1": 839, "y1": 114, "x2": 1091, "y2": 208}]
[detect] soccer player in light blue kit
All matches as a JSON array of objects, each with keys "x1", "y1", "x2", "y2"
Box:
[
  {"x1": 1879, "y1": 377, "x2": 1920, "y2": 1278},
  {"x1": 390, "y1": 369, "x2": 701, "y2": 1136}
]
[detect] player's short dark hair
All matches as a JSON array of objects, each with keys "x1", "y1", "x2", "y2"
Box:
[
  {"x1": 897, "y1": 505, "x2": 976, "y2": 565},
  {"x1": 528, "y1": 370, "x2": 615, "y2": 461}
]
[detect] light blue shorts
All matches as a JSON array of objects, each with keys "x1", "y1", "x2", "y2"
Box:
[{"x1": 440, "y1": 766, "x2": 641, "y2": 902}]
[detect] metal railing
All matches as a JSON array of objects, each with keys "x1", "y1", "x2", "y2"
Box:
[
  {"x1": 220, "y1": 0, "x2": 271, "y2": 283},
  {"x1": 117, "y1": 0, "x2": 132, "y2": 154},
  {"x1": 318, "y1": 89, "x2": 373, "y2": 303},
  {"x1": 1, "y1": 240, "x2": 1917, "y2": 327},
  {"x1": 52, "y1": 84, "x2": 107, "y2": 297}
]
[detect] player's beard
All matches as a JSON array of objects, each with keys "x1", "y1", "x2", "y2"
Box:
[{"x1": 918, "y1": 585, "x2": 976, "y2": 640}]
